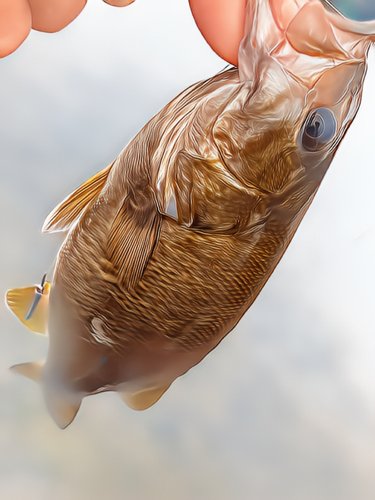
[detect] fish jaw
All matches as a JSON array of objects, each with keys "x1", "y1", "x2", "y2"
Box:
[
  {"x1": 233, "y1": 1, "x2": 368, "y2": 189},
  {"x1": 239, "y1": 0, "x2": 372, "y2": 90}
]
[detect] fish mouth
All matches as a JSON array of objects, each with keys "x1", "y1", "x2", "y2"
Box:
[{"x1": 321, "y1": 0, "x2": 375, "y2": 34}]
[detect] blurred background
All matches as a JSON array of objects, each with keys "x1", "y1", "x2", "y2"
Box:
[{"x1": 1, "y1": 1, "x2": 375, "y2": 499}]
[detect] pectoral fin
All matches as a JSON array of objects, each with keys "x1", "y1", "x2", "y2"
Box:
[
  {"x1": 6, "y1": 282, "x2": 51, "y2": 335},
  {"x1": 107, "y1": 200, "x2": 162, "y2": 290},
  {"x1": 119, "y1": 384, "x2": 171, "y2": 411}
]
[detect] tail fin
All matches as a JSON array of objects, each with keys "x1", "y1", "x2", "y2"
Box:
[
  {"x1": 43, "y1": 387, "x2": 82, "y2": 429},
  {"x1": 11, "y1": 361, "x2": 81, "y2": 429},
  {"x1": 10, "y1": 360, "x2": 44, "y2": 382}
]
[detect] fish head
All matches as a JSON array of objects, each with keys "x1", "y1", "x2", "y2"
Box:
[{"x1": 224, "y1": 0, "x2": 375, "y2": 193}]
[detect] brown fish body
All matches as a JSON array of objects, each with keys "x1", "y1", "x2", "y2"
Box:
[
  {"x1": 46, "y1": 56, "x2": 361, "y2": 402},
  {"x1": 7, "y1": 0, "x2": 375, "y2": 427}
]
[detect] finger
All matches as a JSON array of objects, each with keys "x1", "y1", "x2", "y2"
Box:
[
  {"x1": 0, "y1": 0, "x2": 31, "y2": 57},
  {"x1": 189, "y1": 0, "x2": 247, "y2": 66},
  {"x1": 103, "y1": 0, "x2": 135, "y2": 6},
  {"x1": 28, "y1": 0, "x2": 87, "y2": 33}
]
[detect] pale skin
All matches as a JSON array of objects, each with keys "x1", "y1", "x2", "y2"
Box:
[
  {"x1": 3, "y1": 1, "x2": 372, "y2": 61},
  {"x1": 0, "y1": 0, "x2": 244, "y2": 61}
]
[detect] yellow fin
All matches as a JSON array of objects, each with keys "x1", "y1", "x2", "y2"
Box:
[
  {"x1": 10, "y1": 360, "x2": 44, "y2": 383},
  {"x1": 6, "y1": 282, "x2": 51, "y2": 335},
  {"x1": 119, "y1": 384, "x2": 171, "y2": 411},
  {"x1": 43, "y1": 163, "x2": 113, "y2": 233}
]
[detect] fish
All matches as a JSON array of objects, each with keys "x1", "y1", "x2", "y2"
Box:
[{"x1": 6, "y1": 0, "x2": 375, "y2": 428}]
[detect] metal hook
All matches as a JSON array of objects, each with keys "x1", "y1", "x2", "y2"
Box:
[{"x1": 25, "y1": 273, "x2": 48, "y2": 321}]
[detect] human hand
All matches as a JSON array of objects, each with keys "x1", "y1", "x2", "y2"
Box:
[{"x1": 0, "y1": 0, "x2": 134, "y2": 58}]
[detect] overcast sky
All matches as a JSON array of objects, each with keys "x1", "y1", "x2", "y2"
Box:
[{"x1": 1, "y1": 1, "x2": 375, "y2": 499}]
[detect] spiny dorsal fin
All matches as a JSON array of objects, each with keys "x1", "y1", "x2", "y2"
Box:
[
  {"x1": 107, "y1": 199, "x2": 161, "y2": 291},
  {"x1": 10, "y1": 360, "x2": 44, "y2": 382},
  {"x1": 119, "y1": 384, "x2": 171, "y2": 411},
  {"x1": 6, "y1": 283, "x2": 51, "y2": 335},
  {"x1": 43, "y1": 163, "x2": 113, "y2": 233}
]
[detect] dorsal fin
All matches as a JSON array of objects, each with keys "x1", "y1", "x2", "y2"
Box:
[
  {"x1": 107, "y1": 198, "x2": 162, "y2": 290},
  {"x1": 6, "y1": 283, "x2": 51, "y2": 335},
  {"x1": 43, "y1": 163, "x2": 113, "y2": 233},
  {"x1": 118, "y1": 384, "x2": 171, "y2": 411}
]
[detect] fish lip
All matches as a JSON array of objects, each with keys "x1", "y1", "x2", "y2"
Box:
[{"x1": 322, "y1": 2, "x2": 375, "y2": 35}]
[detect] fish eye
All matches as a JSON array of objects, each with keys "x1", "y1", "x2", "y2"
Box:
[
  {"x1": 301, "y1": 107, "x2": 337, "y2": 152},
  {"x1": 323, "y1": 0, "x2": 375, "y2": 22}
]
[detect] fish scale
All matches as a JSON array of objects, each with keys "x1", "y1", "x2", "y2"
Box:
[{"x1": 116, "y1": 219, "x2": 286, "y2": 347}]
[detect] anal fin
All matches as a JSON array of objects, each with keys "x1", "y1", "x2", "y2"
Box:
[{"x1": 119, "y1": 384, "x2": 171, "y2": 411}]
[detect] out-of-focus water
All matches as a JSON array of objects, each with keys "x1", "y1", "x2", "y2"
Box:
[{"x1": 1, "y1": 1, "x2": 375, "y2": 499}]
